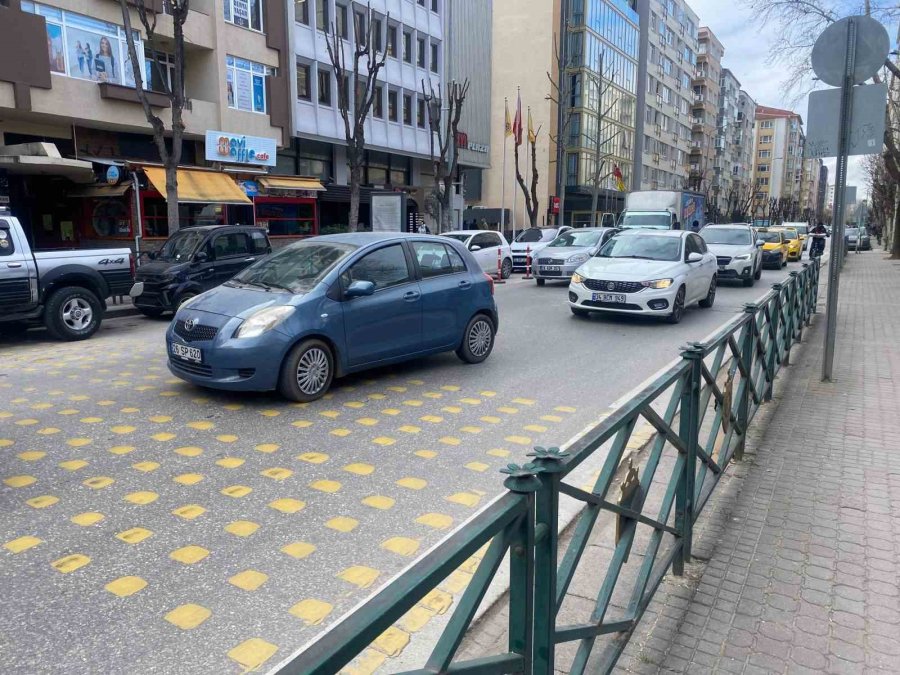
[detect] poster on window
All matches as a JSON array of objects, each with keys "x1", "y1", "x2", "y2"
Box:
[
  {"x1": 65, "y1": 27, "x2": 120, "y2": 83},
  {"x1": 234, "y1": 69, "x2": 253, "y2": 111},
  {"x1": 252, "y1": 74, "x2": 265, "y2": 112},
  {"x1": 47, "y1": 23, "x2": 66, "y2": 74},
  {"x1": 231, "y1": 0, "x2": 250, "y2": 28}
]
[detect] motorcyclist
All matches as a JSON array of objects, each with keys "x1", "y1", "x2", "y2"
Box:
[{"x1": 809, "y1": 221, "x2": 828, "y2": 259}]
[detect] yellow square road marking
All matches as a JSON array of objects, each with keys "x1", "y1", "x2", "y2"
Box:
[
  {"x1": 488, "y1": 449, "x2": 511, "y2": 458},
  {"x1": 298, "y1": 452, "x2": 329, "y2": 464},
  {"x1": 344, "y1": 463, "x2": 375, "y2": 476},
  {"x1": 289, "y1": 598, "x2": 333, "y2": 625},
  {"x1": 225, "y1": 520, "x2": 260, "y2": 537},
  {"x1": 71, "y1": 512, "x2": 104, "y2": 526},
  {"x1": 269, "y1": 498, "x2": 305, "y2": 513},
  {"x1": 442, "y1": 406, "x2": 462, "y2": 414},
  {"x1": 414, "y1": 450, "x2": 437, "y2": 459},
  {"x1": 374, "y1": 627, "x2": 410, "y2": 657},
  {"x1": 110, "y1": 425, "x2": 137, "y2": 434},
  {"x1": 4, "y1": 536, "x2": 43, "y2": 553},
  {"x1": 164, "y1": 603, "x2": 211, "y2": 630},
  {"x1": 150, "y1": 415, "x2": 173, "y2": 423},
  {"x1": 330, "y1": 428, "x2": 352, "y2": 437},
  {"x1": 362, "y1": 495, "x2": 394, "y2": 510},
  {"x1": 498, "y1": 407, "x2": 518, "y2": 414},
  {"x1": 465, "y1": 462, "x2": 490, "y2": 473},
  {"x1": 261, "y1": 467, "x2": 293, "y2": 480},
  {"x1": 174, "y1": 473, "x2": 204, "y2": 486},
  {"x1": 59, "y1": 460, "x2": 88, "y2": 471},
  {"x1": 555, "y1": 406, "x2": 577, "y2": 413},
  {"x1": 398, "y1": 606, "x2": 434, "y2": 632},
  {"x1": 106, "y1": 576, "x2": 147, "y2": 597},
  {"x1": 228, "y1": 638, "x2": 278, "y2": 671},
  {"x1": 337, "y1": 566, "x2": 380, "y2": 588},
  {"x1": 151, "y1": 432, "x2": 177, "y2": 442},
  {"x1": 222, "y1": 485, "x2": 253, "y2": 498},
  {"x1": 440, "y1": 385, "x2": 460, "y2": 392},
  {"x1": 505, "y1": 436, "x2": 532, "y2": 446},
  {"x1": 420, "y1": 415, "x2": 443, "y2": 423},
  {"x1": 124, "y1": 491, "x2": 159, "y2": 505},
  {"x1": 255, "y1": 443, "x2": 280, "y2": 453},
  {"x1": 372, "y1": 436, "x2": 396, "y2": 446},
  {"x1": 186, "y1": 421, "x2": 214, "y2": 430},
  {"x1": 342, "y1": 649, "x2": 387, "y2": 675},
  {"x1": 541, "y1": 415, "x2": 563, "y2": 423},
  {"x1": 175, "y1": 446, "x2": 204, "y2": 457},
  {"x1": 439, "y1": 437, "x2": 461, "y2": 446},
  {"x1": 415, "y1": 513, "x2": 453, "y2": 529},
  {"x1": 446, "y1": 492, "x2": 481, "y2": 507},
  {"x1": 480, "y1": 416, "x2": 502, "y2": 424},
  {"x1": 326, "y1": 516, "x2": 359, "y2": 532},
  {"x1": 108, "y1": 445, "x2": 135, "y2": 455},
  {"x1": 355, "y1": 418, "x2": 379, "y2": 426},
  {"x1": 27, "y1": 495, "x2": 59, "y2": 509},
  {"x1": 381, "y1": 408, "x2": 401, "y2": 416},
  {"x1": 396, "y1": 477, "x2": 427, "y2": 490},
  {"x1": 398, "y1": 425, "x2": 421, "y2": 434},
  {"x1": 310, "y1": 479, "x2": 341, "y2": 493},
  {"x1": 132, "y1": 461, "x2": 160, "y2": 472},
  {"x1": 216, "y1": 457, "x2": 245, "y2": 469},
  {"x1": 216, "y1": 434, "x2": 239, "y2": 443},
  {"x1": 170, "y1": 545, "x2": 210, "y2": 564},
  {"x1": 524, "y1": 424, "x2": 548, "y2": 433},
  {"x1": 172, "y1": 504, "x2": 207, "y2": 520},
  {"x1": 83, "y1": 476, "x2": 114, "y2": 489},
  {"x1": 229, "y1": 569, "x2": 269, "y2": 591},
  {"x1": 281, "y1": 542, "x2": 316, "y2": 559},
  {"x1": 117, "y1": 527, "x2": 153, "y2": 544},
  {"x1": 291, "y1": 420, "x2": 314, "y2": 428},
  {"x1": 17, "y1": 451, "x2": 46, "y2": 461},
  {"x1": 381, "y1": 537, "x2": 420, "y2": 556},
  {"x1": 420, "y1": 589, "x2": 453, "y2": 614},
  {"x1": 52, "y1": 554, "x2": 91, "y2": 574}
]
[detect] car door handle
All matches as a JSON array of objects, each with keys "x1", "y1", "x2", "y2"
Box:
[
  {"x1": 458, "y1": 280, "x2": 472, "y2": 289},
  {"x1": 7, "y1": 262, "x2": 23, "y2": 268},
  {"x1": 244, "y1": 257, "x2": 256, "y2": 262},
  {"x1": 403, "y1": 291, "x2": 420, "y2": 302}
]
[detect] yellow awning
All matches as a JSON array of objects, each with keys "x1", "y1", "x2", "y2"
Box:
[
  {"x1": 258, "y1": 176, "x2": 326, "y2": 191},
  {"x1": 142, "y1": 166, "x2": 251, "y2": 204}
]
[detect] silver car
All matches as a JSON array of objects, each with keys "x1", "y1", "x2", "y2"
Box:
[{"x1": 532, "y1": 227, "x2": 619, "y2": 286}]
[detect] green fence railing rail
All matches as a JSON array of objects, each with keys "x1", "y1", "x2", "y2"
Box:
[{"x1": 274, "y1": 259, "x2": 820, "y2": 675}]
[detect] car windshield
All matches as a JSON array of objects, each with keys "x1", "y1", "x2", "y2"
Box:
[
  {"x1": 700, "y1": 229, "x2": 751, "y2": 246},
  {"x1": 548, "y1": 230, "x2": 603, "y2": 247},
  {"x1": 515, "y1": 228, "x2": 550, "y2": 243},
  {"x1": 599, "y1": 235, "x2": 681, "y2": 261},
  {"x1": 157, "y1": 229, "x2": 206, "y2": 262},
  {"x1": 780, "y1": 229, "x2": 798, "y2": 240},
  {"x1": 845, "y1": 228, "x2": 859, "y2": 236},
  {"x1": 442, "y1": 233, "x2": 472, "y2": 243},
  {"x1": 758, "y1": 231, "x2": 782, "y2": 243},
  {"x1": 230, "y1": 241, "x2": 356, "y2": 293},
  {"x1": 619, "y1": 213, "x2": 671, "y2": 230},
  {"x1": 794, "y1": 225, "x2": 809, "y2": 235}
]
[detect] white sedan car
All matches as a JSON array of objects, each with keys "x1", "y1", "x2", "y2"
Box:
[
  {"x1": 568, "y1": 230, "x2": 717, "y2": 324},
  {"x1": 442, "y1": 230, "x2": 513, "y2": 278}
]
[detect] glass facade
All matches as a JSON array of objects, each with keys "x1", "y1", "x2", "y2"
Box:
[{"x1": 565, "y1": 0, "x2": 639, "y2": 191}]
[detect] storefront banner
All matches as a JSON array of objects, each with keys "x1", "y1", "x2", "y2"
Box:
[
  {"x1": 371, "y1": 192, "x2": 405, "y2": 232},
  {"x1": 205, "y1": 131, "x2": 277, "y2": 167}
]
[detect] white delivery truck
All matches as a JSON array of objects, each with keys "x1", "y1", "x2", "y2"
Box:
[{"x1": 619, "y1": 190, "x2": 707, "y2": 231}]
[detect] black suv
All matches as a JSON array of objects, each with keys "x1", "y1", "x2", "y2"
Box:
[{"x1": 131, "y1": 225, "x2": 271, "y2": 316}]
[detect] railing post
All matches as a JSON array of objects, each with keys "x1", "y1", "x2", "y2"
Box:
[
  {"x1": 674, "y1": 344, "x2": 702, "y2": 575},
  {"x1": 502, "y1": 464, "x2": 542, "y2": 672},
  {"x1": 769, "y1": 282, "x2": 784, "y2": 384},
  {"x1": 737, "y1": 306, "x2": 757, "y2": 462},
  {"x1": 528, "y1": 448, "x2": 567, "y2": 674},
  {"x1": 789, "y1": 271, "x2": 801, "y2": 344},
  {"x1": 810, "y1": 259, "x2": 820, "y2": 316}
]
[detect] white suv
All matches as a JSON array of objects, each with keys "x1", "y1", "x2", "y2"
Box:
[{"x1": 699, "y1": 224, "x2": 763, "y2": 287}]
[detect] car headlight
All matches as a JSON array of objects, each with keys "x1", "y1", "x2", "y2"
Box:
[
  {"x1": 571, "y1": 272, "x2": 585, "y2": 285},
  {"x1": 641, "y1": 278, "x2": 673, "y2": 289},
  {"x1": 733, "y1": 253, "x2": 752, "y2": 261},
  {"x1": 566, "y1": 253, "x2": 589, "y2": 265},
  {"x1": 234, "y1": 306, "x2": 294, "y2": 339}
]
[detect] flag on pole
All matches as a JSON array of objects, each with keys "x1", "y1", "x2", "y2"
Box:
[
  {"x1": 613, "y1": 165, "x2": 626, "y2": 192},
  {"x1": 505, "y1": 99, "x2": 513, "y2": 138},
  {"x1": 527, "y1": 107, "x2": 536, "y2": 144},
  {"x1": 512, "y1": 91, "x2": 523, "y2": 146}
]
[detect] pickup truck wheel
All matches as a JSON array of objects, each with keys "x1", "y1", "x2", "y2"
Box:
[
  {"x1": 138, "y1": 307, "x2": 166, "y2": 318},
  {"x1": 45, "y1": 286, "x2": 102, "y2": 341}
]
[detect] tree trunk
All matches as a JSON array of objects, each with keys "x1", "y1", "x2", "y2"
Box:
[
  {"x1": 348, "y1": 162, "x2": 362, "y2": 232},
  {"x1": 892, "y1": 197, "x2": 900, "y2": 258},
  {"x1": 165, "y1": 166, "x2": 180, "y2": 234}
]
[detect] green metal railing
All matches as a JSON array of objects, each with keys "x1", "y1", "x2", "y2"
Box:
[{"x1": 276, "y1": 260, "x2": 820, "y2": 675}]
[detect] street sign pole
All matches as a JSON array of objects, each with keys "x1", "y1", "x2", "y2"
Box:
[{"x1": 822, "y1": 19, "x2": 857, "y2": 382}]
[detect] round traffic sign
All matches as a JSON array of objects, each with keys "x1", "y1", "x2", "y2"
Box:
[{"x1": 811, "y1": 15, "x2": 890, "y2": 87}]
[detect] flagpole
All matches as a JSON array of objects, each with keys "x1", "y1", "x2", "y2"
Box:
[
  {"x1": 526, "y1": 105, "x2": 532, "y2": 227},
  {"x1": 513, "y1": 86, "x2": 520, "y2": 243},
  {"x1": 501, "y1": 97, "x2": 508, "y2": 236}
]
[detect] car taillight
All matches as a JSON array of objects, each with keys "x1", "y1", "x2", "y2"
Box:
[{"x1": 484, "y1": 273, "x2": 495, "y2": 295}]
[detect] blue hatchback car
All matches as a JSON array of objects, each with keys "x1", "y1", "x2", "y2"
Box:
[{"x1": 166, "y1": 233, "x2": 499, "y2": 401}]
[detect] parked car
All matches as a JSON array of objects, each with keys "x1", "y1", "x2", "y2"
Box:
[
  {"x1": 441, "y1": 230, "x2": 513, "y2": 278},
  {"x1": 567, "y1": 230, "x2": 717, "y2": 324},
  {"x1": 699, "y1": 224, "x2": 763, "y2": 287},
  {"x1": 510, "y1": 227, "x2": 571, "y2": 271},
  {"x1": 532, "y1": 227, "x2": 619, "y2": 285},
  {"x1": 166, "y1": 233, "x2": 499, "y2": 401},
  {"x1": 131, "y1": 225, "x2": 271, "y2": 317},
  {"x1": 783, "y1": 222, "x2": 809, "y2": 251},
  {"x1": 844, "y1": 226, "x2": 871, "y2": 251},
  {"x1": 756, "y1": 229, "x2": 789, "y2": 269},
  {"x1": 772, "y1": 227, "x2": 803, "y2": 261},
  {"x1": 0, "y1": 208, "x2": 134, "y2": 340}
]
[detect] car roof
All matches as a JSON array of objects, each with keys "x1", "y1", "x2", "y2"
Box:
[
  {"x1": 617, "y1": 229, "x2": 687, "y2": 238},
  {"x1": 178, "y1": 224, "x2": 265, "y2": 233},
  {"x1": 703, "y1": 224, "x2": 751, "y2": 229},
  {"x1": 443, "y1": 230, "x2": 502, "y2": 236},
  {"x1": 313, "y1": 232, "x2": 449, "y2": 245}
]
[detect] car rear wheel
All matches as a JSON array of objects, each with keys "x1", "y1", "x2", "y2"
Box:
[
  {"x1": 699, "y1": 276, "x2": 716, "y2": 308},
  {"x1": 754, "y1": 263, "x2": 762, "y2": 280},
  {"x1": 501, "y1": 258, "x2": 513, "y2": 279},
  {"x1": 45, "y1": 286, "x2": 103, "y2": 341},
  {"x1": 781, "y1": 256, "x2": 787, "y2": 267},
  {"x1": 535, "y1": 278, "x2": 546, "y2": 287},
  {"x1": 278, "y1": 339, "x2": 334, "y2": 402},
  {"x1": 456, "y1": 314, "x2": 495, "y2": 364},
  {"x1": 666, "y1": 286, "x2": 686, "y2": 324},
  {"x1": 743, "y1": 276, "x2": 755, "y2": 287}
]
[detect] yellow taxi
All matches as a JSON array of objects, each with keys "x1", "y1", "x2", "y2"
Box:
[
  {"x1": 773, "y1": 227, "x2": 803, "y2": 262},
  {"x1": 756, "y1": 228, "x2": 788, "y2": 269}
]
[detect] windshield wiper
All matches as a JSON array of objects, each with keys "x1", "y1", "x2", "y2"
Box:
[
  {"x1": 239, "y1": 280, "x2": 291, "y2": 292},
  {"x1": 611, "y1": 255, "x2": 657, "y2": 260}
]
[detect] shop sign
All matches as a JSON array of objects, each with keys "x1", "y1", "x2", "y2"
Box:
[
  {"x1": 106, "y1": 165, "x2": 121, "y2": 185},
  {"x1": 467, "y1": 141, "x2": 489, "y2": 153},
  {"x1": 205, "y1": 130, "x2": 277, "y2": 167},
  {"x1": 241, "y1": 180, "x2": 259, "y2": 197}
]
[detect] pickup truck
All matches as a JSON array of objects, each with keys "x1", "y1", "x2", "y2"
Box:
[{"x1": 0, "y1": 208, "x2": 134, "y2": 340}]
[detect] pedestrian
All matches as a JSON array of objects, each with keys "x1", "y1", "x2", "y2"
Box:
[{"x1": 691, "y1": 220, "x2": 700, "y2": 232}]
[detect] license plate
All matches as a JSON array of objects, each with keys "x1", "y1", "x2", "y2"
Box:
[
  {"x1": 129, "y1": 282, "x2": 144, "y2": 297},
  {"x1": 718, "y1": 266, "x2": 726, "y2": 272},
  {"x1": 540, "y1": 265, "x2": 560, "y2": 272},
  {"x1": 592, "y1": 293, "x2": 626, "y2": 303},
  {"x1": 171, "y1": 343, "x2": 201, "y2": 363}
]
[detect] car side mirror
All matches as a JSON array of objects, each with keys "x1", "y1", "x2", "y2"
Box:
[
  {"x1": 469, "y1": 245, "x2": 482, "y2": 252},
  {"x1": 194, "y1": 251, "x2": 209, "y2": 263},
  {"x1": 345, "y1": 280, "x2": 376, "y2": 298},
  {"x1": 687, "y1": 252, "x2": 703, "y2": 263},
  {"x1": 755, "y1": 240, "x2": 764, "y2": 247}
]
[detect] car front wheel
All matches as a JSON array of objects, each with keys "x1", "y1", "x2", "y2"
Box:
[
  {"x1": 535, "y1": 278, "x2": 546, "y2": 287},
  {"x1": 501, "y1": 258, "x2": 513, "y2": 279},
  {"x1": 278, "y1": 339, "x2": 334, "y2": 402},
  {"x1": 571, "y1": 306, "x2": 590, "y2": 317},
  {"x1": 666, "y1": 286, "x2": 686, "y2": 324},
  {"x1": 456, "y1": 314, "x2": 495, "y2": 364},
  {"x1": 699, "y1": 276, "x2": 716, "y2": 308}
]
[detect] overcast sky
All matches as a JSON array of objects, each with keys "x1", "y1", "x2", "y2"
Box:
[{"x1": 688, "y1": 0, "x2": 875, "y2": 199}]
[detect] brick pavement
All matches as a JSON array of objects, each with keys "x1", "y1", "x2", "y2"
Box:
[{"x1": 616, "y1": 253, "x2": 900, "y2": 673}]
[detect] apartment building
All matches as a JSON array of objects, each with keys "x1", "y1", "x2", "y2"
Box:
[
  {"x1": 293, "y1": 0, "x2": 448, "y2": 232},
  {"x1": 802, "y1": 157, "x2": 823, "y2": 220},
  {"x1": 0, "y1": 0, "x2": 289, "y2": 248},
  {"x1": 479, "y1": 0, "x2": 640, "y2": 229},
  {"x1": 751, "y1": 105, "x2": 806, "y2": 222},
  {"x1": 712, "y1": 69, "x2": 755, "y2": 220},
  {"x1": 688, "y1": 26, "x2": 721, "y2": 194},
  {"x1": 634, "y1": 0, "x2": 700, "y2": 191}
]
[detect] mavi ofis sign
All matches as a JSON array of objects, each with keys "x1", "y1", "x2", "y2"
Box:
[{"x1": 205, "y1": 130, "x2": 277, "y2": 167}]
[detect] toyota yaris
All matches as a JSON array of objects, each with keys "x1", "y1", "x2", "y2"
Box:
[{"x1": 167, "y1": 233, "x2": 499, "y2": 401}]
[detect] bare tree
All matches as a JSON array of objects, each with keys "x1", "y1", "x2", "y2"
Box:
[
  {"x1": 546, "y1": 28, "x2": 577, "y2": 227},
  {"x1": 584, "y1": 60, "x2": 624, "y2": 226},
  {"x1": 119, "y1": 0, "x2": 188, "y2": 234},
  {"x1": 422, "y1": 79, "x2": 469, "y2": 233},
  {"x1": 325, "y1": 3, "x2": 388, "y2": 231},
  {"x1": 515, "y1": 121, "x2": 541, "y2": 229}
]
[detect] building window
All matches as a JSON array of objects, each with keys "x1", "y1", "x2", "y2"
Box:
[
  {"x1": 317, "y1": 67, "x2": 331, "y2": 105},
  {"x1": 145, "y1": 50, "x2": 175, "y2": 94},
  {"x1": 430, "y1": 42, "x2": 439, "y2": 73},
  {"x1": 760, "y1": 135, "x2": 772, "y2": 144},
  {"x1": 386, "y1": 24, "x2": 397, "y2": 57},
  {"x1": 417, "y1": 98, "x2": 426, "y2": 128},
  {"x1": 296, "y1": 60, "x2": 311, "y2": 100},
  {"x1": 566, "y1": 153, "x2": 579, "y2": 186},
  {"x1": 373, "y1": 84, "x2": 383, "y2": 118},
  {"x1": 416, "y1": 0, "x2": 424, "y2": 5},
  {"x1": 227, "y1": 55, "x2": 267, "y2": 113},
  {"x1": 417, "y1": 37, "x2": 426, "y2": 67},
  {"x1": 354, "y1": 9, "x2": 366, "y2": 45},
  {"x1": 403, "y1": 30, "x2": 412, "y2": 63},
  {"x1": 403, "y1": 93, "x2": 412, "y2": 124},
  {"x1": 760, "y1": 120, "x2": 773, "y2": 128},
  {"x1": 224, "y1": 0, "x2": 262, "y2": 31},
  {"x1": 758, "y1": 164, "x2": 769, "y2": 173},
  {"x1": 388, "y1": 89, "x2": 398, "y2": 121},
  {"x1": 337, "y1": 72, "x2": 349, "y2": 105},
  {"x1": 758, "y1": 149, "x2": 771, "y2": 158},
  {"x1": 317, "y1": 0, "x2": 330, "y2": 32},
  {"x1": 295, "y1": 0, "x2": 309, "y2": 24},
  {"x1": 431, "y1": 0, "x2": 439, "y2": 11},
  {"x1": 371, "y1": 16, "x2": 382, "y2": 52},
  {"x1": 256, "y1": 199, "x2": 317, "y2": 237},
  {"x1": 757, "y1": 177, "x2": 769, "y2": 186}
]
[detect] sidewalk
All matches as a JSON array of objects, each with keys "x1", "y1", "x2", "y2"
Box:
[{"x1": 614, "y1": 253, "x2": 900, "y2": 673}]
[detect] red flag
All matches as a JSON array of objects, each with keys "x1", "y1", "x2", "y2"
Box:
[
  {"x1": 512, "y1": 92, "x2": 523, "y2": 146},
  {"x1": 613, "y1": 165, "x2": 626, "y2": 191}
]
